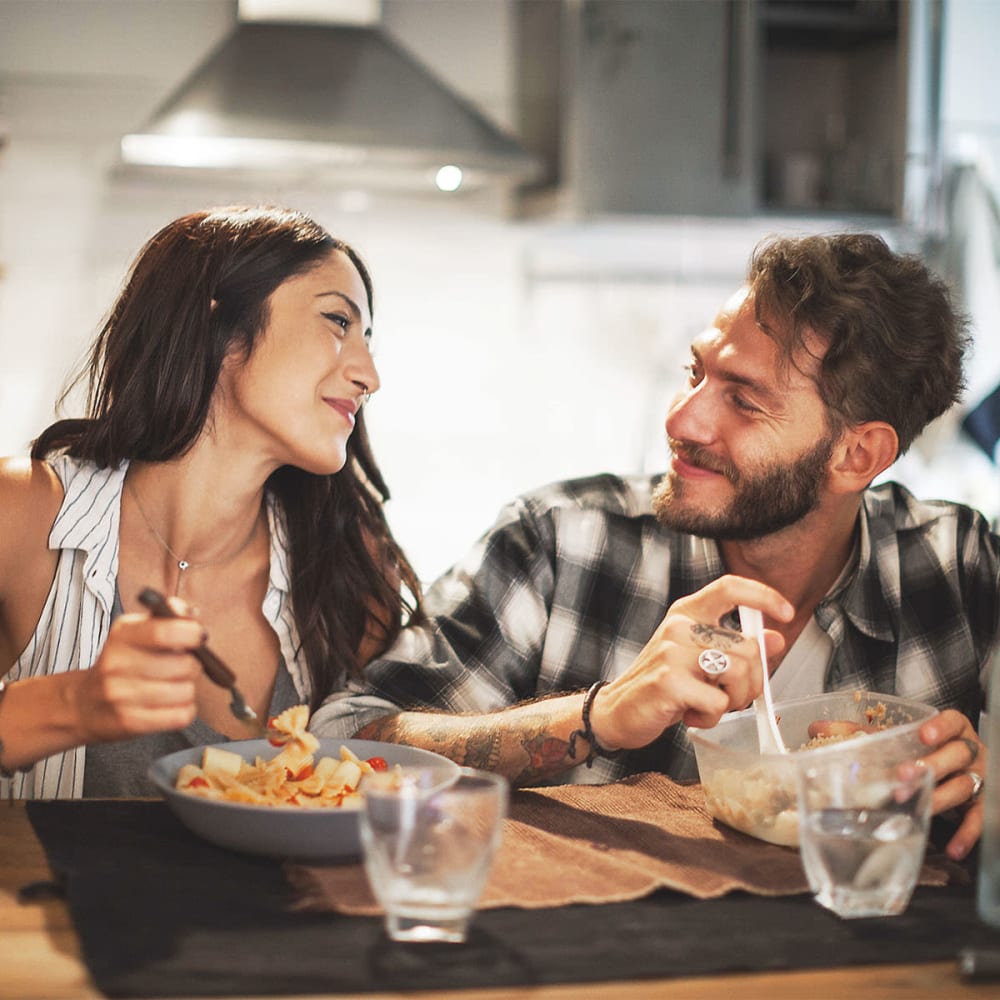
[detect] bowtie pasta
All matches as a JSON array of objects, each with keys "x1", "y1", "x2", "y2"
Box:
[{"x1": 174, "y1": 704, "x2": 392, "y2": 808}]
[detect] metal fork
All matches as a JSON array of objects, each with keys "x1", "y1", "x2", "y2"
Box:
[{"x1": 137, "y1": 587, "x2": 263, "y2": 734}]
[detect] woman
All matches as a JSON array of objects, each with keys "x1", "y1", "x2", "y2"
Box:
[{"x1": 0, "y1": 205, "x2": 421, "y2": 797}]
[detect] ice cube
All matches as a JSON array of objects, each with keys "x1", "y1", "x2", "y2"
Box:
[
  {"x1": 872, "y1": 814, "x2": 914, "y2": 842},
  {"x1": 853, "y1": 843, "x2": 919, "y2": 889}
]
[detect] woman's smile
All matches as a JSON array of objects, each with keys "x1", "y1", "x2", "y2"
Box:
[{"x1": 324, "y1": 396, "x2": 359, "y2": 428}]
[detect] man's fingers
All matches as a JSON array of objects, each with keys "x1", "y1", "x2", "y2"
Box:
[
  {"x1": 675, "y1": 575, "x2": 795, "y2": 626},
  {"x1": 944, "y1": 803, "x2": 983, "y2": 861}
]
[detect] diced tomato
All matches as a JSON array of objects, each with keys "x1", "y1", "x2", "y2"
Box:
[
  {"x1": 188, "y1": 777, "x2": 210, "y2": 789},
  {"x1": 266, "y1": 716, "x2": 289, "y2": 747},
  {"x1": 366, "y1": 756, "x2": 388, "y2": 771}
]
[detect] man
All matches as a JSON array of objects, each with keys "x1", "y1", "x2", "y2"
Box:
[{"x1": 312, "y1": 233, "x2": 997, "y2": 862}]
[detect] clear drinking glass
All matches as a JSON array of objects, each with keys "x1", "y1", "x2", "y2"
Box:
[
  {"x1": 796, "y1": 755, "x2": 934, "y2": 919},
  {"x1": 977, "y1": 643, "x2": 1000, "y2": 927},
  {"x1": 359, "y1": 767, "x2": 508, "y2": 943}
]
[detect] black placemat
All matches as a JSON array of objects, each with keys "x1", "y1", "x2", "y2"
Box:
[{"x1": 24, "y1": 800, "x2": 1000, "y2": 998}]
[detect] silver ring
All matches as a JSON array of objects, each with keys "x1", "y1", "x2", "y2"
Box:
[
  {"x1": 968, "y1": 771, "x2": 985, "y2": 801},
  {"x1": 697, "y1": 648, "x2": 730, "y2": 676}
]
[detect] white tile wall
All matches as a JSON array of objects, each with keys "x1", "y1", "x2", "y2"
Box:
[
  {"x1": 2, "y1": 0, "x2": 998, "y2": 584},
  {"x1": 6, "y1": 148, "x2": 993, "y2": 581}
]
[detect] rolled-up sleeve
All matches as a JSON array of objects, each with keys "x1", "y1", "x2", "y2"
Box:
[
  {"x1": 309, "y1": 495, "x2": 556, "y2": 737},
  {"x1": 308, "y1": 688, "x2": 408, "y2": 738}
]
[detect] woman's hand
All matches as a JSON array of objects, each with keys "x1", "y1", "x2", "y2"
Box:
[
  {"x1": 589, "y1": 575, "x2": 794, "y2": 752},
  {"x1": 72, "y1": 611, "x2": 204, "y2": 743}
]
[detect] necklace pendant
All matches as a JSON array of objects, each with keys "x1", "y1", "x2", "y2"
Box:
[{"x1": 178, "y1": 560, "x2": 190, "y2": 571}]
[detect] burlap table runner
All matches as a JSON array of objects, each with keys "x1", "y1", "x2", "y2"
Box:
[{"x1": 290, "y1": 772, "x2": 956, "y2": 914}]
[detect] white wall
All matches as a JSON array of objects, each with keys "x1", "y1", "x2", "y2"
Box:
[
  {"x1": 2, "y1": 0, "x2": 998, "y2": 586},
  {"x1": 907, "y1": 0, "x2": 1000, "y2": 521},
  {"x1": 942, "y1": 0, "x2": 1000, "y2": 175},
  {"x1": 0, "y1": 149, "x2": 816, "y2": 579}
]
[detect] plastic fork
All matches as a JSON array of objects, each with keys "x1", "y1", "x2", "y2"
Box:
[
  {"x1": 137, "y1": 587, "x2": 264, "y2": 734},
  {"x1": 738, "y1": 605, "x2": 787, "y2": 754}
]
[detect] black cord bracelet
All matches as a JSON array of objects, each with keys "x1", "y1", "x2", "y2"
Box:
[{"x1": 567, "y1": 679, "x2": 619, "y2": 768}]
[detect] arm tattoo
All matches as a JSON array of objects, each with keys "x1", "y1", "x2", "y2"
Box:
[
  {"x1": 358, "y1": 714, "x2": 502, "y2": 772},
  {"x1": 690, "y1": 623, "x2": 745, "y2": 650},
  {"x1": 357, "y1": 715, "x2": 403, "y2": 741},
  {"x1": 357, "y1": 707, "x2": 582, "y2": 787},
  {"x1": 519, "y1": 732, "x2": 572, "y2": 784},
  {"x1": 463, "y1": 729, "x2": 503, "y2": 771}
]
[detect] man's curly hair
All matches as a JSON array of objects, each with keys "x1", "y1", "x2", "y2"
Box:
[{"x1": 749, "y1": 233, "x2": 970, "y2": 454}]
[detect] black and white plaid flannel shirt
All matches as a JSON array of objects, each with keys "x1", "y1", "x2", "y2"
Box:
[{"x1": 312, "y1": 474, "x2": 1000, "y2": 784}]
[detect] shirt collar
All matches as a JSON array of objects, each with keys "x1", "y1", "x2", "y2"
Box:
[
  {"x1": 822, "y1": 492, "x2": 897, "y2": 642},
  {"x1": 48, "y1": 458, "x2": 127, "y2": 617},
  {"x1": 49, "y1": 459, "x2": 293, "y2": 610}
]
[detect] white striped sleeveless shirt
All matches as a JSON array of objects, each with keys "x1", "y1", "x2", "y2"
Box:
[{"x1": 1, "y1": 455, "x2": 310, "y2": 799}]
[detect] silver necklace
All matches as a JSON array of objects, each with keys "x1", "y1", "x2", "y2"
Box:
[{"x1": 127, "y1": 479, "x2": 261, "y2": 596}]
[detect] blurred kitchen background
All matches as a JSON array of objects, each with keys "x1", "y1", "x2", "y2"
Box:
[{"x1": 1, "y1": 0, "x2": 999, "y2": 581}]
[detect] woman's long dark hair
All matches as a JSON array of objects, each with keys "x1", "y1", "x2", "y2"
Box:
[{"x1": 32, "y1": 205, "x2": 422, "y2": 707}]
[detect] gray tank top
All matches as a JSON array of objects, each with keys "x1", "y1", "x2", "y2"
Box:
[{"x1": 82, "y1": 589, "x2": 302, "y2": 798}]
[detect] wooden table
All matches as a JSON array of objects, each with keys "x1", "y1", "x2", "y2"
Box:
[{"x1": 0, "y1": 798, "x2": 994, "y2": 1000}]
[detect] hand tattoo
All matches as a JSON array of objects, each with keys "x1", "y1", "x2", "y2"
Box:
[{"x1": 690, "y1": 623, "x2": 745, "y2": 650}]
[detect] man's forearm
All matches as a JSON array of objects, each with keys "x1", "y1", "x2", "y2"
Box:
[{"x1": 354, "y1": 692, "x2": 591, "y2": 786}]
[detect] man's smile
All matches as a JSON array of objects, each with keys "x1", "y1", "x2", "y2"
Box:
[{"x1": 669, "y1": 441, "x2": 737, "y2": 482}]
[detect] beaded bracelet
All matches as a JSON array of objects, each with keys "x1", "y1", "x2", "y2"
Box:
[
  {"x1": 567, "y1": 679, "x2": 620, "y2": 768},
  {"x1": 0, "y1": 680, "x2": 29, "y2": 780}
]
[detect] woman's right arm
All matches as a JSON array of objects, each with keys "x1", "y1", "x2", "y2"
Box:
[
  {"x1": 0, "y1": 616, "x2": 206, "y2": 772},
  {"x1": 0, "y1": 458, "x2": 204, "y2": 772}
]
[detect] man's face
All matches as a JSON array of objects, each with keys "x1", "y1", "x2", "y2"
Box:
[{"x1": 652, "y1": 291, "x2": 837, "y2": 541}]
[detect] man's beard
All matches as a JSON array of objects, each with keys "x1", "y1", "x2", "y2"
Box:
[{"x1": 652, "y1": 435, "x2": 835, "y2": 541}]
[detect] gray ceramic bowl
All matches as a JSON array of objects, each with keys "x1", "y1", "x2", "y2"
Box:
[{"x1": 149, "y1": 738, "x2": 460, "y2": 861}]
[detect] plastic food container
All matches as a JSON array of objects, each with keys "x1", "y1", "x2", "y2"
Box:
[{"x1": 688, "y1": 690, "x2": 939, "y2": 848}]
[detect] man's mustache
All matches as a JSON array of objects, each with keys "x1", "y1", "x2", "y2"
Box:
[{"x1": 669, "y1": 440, "x2": 740, "y2": 483}]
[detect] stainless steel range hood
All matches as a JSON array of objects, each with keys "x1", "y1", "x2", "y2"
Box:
[{"x1": 120, "y1": 20, "x2": 541, "y2": 191}]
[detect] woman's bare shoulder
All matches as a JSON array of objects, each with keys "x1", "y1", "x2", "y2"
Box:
[
  {"x1": 0, "y1": 458, "x2": 64, "y2": 663},
  {"x1": 0, "y1": 457, "x2": 64, "y2": 560}
]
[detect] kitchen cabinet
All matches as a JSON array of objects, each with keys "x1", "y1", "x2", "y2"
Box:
[
  {"x1": 568, "y1": 0, "x2": 758, "y2": 217},
  {"x1": 515, "y1": 0, "x2": 907, "y2": 219},
  {"x1": 761, "y1": 0, "x2": 906, "y2": 215}
]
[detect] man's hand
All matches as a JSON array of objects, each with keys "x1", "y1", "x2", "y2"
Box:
[
  {"x1": 589, "y1": 575, "x2": 794, "y2": 752},
  {"x1": 353, "y1": 575, "x2": 796, "y2": 787},
  {"x1": 900, "y1": 709, "x2": 985, "y2": 861}
]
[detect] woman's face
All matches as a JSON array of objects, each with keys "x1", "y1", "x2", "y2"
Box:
[{"x1": 217, "y1": 248, "x2": 380, "y2": 476}]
